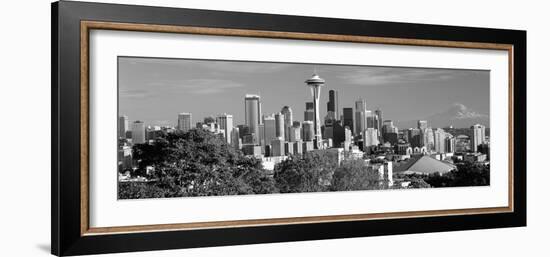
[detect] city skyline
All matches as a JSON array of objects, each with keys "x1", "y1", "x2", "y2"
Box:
[{"x1": 119, "y1": 57, "x2": 490, "y2": 128}]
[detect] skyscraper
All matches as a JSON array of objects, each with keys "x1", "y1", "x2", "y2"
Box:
[
  {"x1": 263, "y1": 114, "x2": 276, "y2": 145},
  {"x1": 131, "y1": 120, "x2": 146, "y2": 144},
  {"x1": 445, "y1": 136, "x2": 456, "y2": 153},
  {"x1": 433, "y1": 128, "x2": 447, "y2": 153},
  {"x1": 366, "y1": 110, "x2": 374, "y2": 128},
  {"x1": 305, "y1": 74, "x2": 325, "y2": 149},
  {"x1": 470, "y1": 124, "x2": 486, "y2": 152},
  {"x1": 245, "y1": 94, "x2": 261, "y2": 143},
  {"x1": 423, "y1": 127, "x2": 435, "y2": 151},
  {"x1": 304, "y1": 102, "x2": 314, "y2": 121},
  {"x1": 231, "y1": 127, "x2": 241, "y2": 150},
  {"x1": 118, "y1": 115, "x2": 128, "y2": 139},
  {"x1": 216, "y1": 113, "x2": 233, "y2": 144},
  {"x1": 343, "y1": 107, "x2": 353, "y2": 133},
  {"x1": 302, "y1": 120, "x2": 314, "y2": 141},
  {"x1": 363, "y1": 128, "x2": 379, "y2": 147},
  {"x1": 417, "y1": 120, "x2": 428, "y2": 130},
  {"x1": 355, "y1": 99, "x2": 367, "y2": 136},
  {"x1": 281, "y1": 106, "x2": 293, "y2": 141},
  {"x1": 177, "y1": 113, "x2": 192, "y2": 132},
  {"x1": 326, "y1": 90, "x2": 339, "y2": 120},
  {"x1": 375, "y1": 108, "x2": 383, "y2": 143},
  {"x1": 274, "y1": 112, "x2": 285, "y2": 139}
]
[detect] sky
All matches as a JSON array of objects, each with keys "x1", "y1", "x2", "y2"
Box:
[{"x1": 118, "y1": 57, "x2": 490, "y2": 128}]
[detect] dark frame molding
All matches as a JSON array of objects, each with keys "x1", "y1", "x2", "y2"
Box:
[{"x1": 52, "y1": 1, "x2": 526, "y2": 256}]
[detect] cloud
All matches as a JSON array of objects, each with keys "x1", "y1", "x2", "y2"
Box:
[
  {"x1": 120, "y1": 56, "x2": 294, "y2": 75},
  {"x1": 119, "y1": 89, "x2": 149, "y2": 99},
  {"x1": 338, "y1": 67, "x2": 483, "y2": 86},
  {"x1": 447, "y1": 103, "x2": 488, "y2": 119},
  {"x1": 146, "y1": 78, "x2": 245, "y2": 95}
]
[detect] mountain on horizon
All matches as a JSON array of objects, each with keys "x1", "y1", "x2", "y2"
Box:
[{"x1": 395, "y1": 103, "x2": 490, "y2": 129}]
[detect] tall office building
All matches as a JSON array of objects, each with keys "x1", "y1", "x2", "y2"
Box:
[
  {"x1": 304, "y1": 102, "x2": 314, "y2": 122},
  {"x1": 245, "y1": 94, "x2": 262, "y2": 143},
  {"x1": 354, "y1": 99, "x2": 367, "y2": 136},
  {"x1": 366, "y1": 110, "x2": 374, "y2": 128},
  {"x1": 305, "y1": 74, "x2": 325, "y2": 149},
  {"x1": 281, "y1": 106, "x2": 293, "y2": 141},
  {"x1": 326, "y1": 90, "x2": 339, "y2": 120},
  {"x1": 216, "y1": 113, "x2": 233, "y2": 144},
  {"x1": 263, "y1": 114, "x2": 276, "y2": 145},
  {"x1": 271, "y1": 138, "x2": 285, "y2": 157},
  {"x1": 302, "y1": 120, "x2": 314, "y2": 141},
  {"x1": 374, "y1": 108, "x2": 383, "y2": 143},
  {"x1": 274, "y1": 112, "x2": 285, "y2": 139},
  {"x1": 433, "y1": 128, "x2": 447, "y2": 153},
  {"x1": 177, "y1": 113, "x2": 192, "y2": 132},
  {"x1": 118, "y1": 115, "x2": 128, "y2": 139},
  {"x1": 363, "y1": 128, "x2": 379, "y2": 147},
  {"x1": 131, "y1": 121, "x2": 146, "y2": 144},
  {"x1": 375, "y1": 109, "x2": 383, "y2": 131},
  {"x1": 289, "y1": 126, "x2": 301, "y2": 142},
  {"x1": 445, "y1": 136, "x2": 456, "y2": 153},
  {"x1": 417, "y1": 120, "x2": 428, "y2": 130},
  {"x1": 422, "y1": 127, "x2": 435, "y2": 151},
  {"x1": 407, "y1": 128, "x2": 422, "y2": 147},
  {"x1": 231, "y1": 127, "x2": 241, "y2": 150},
  {"x1": 342, "y1": 107, "x2": 354, "y2": 133},
  {"x1": 470, "y1": 124, "x2": 486, "y2": 152}
]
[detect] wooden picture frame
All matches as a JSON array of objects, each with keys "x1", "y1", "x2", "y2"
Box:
[{"x1": 52, "y1": 1, "x2": 526, "y2": 256}]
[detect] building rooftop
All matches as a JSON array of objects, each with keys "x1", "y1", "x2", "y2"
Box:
[{"x1": 394, "y1": 155, "x2": 456, "y2": 175}]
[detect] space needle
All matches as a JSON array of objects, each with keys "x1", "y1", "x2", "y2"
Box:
[{"x1": 305, "y1": 73, "x2": 325, "y2": 149}]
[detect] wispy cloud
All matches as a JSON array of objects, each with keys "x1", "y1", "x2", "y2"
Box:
[
  {"x1": 145, "y1": 78, "x2": 245, "y2": 95},
  {"x1": 119, "y1": 89, "x2": 149, "y2": 99},
  {"x1": 338, "y1": 67, "x2": 482, "y2": 86}
]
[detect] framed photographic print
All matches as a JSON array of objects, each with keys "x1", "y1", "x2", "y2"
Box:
[{"x1": 51, "y1": 1, "x2": 526, "y2": 256}]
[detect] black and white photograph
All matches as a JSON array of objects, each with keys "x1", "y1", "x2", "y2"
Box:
[{"x1": 117, "y1": 57, "x2": 491, "y2": 199}]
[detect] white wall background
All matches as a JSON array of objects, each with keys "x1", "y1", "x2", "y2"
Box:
[{"x1": 0, "y1": 0, "x2": 547, "y2": 256}]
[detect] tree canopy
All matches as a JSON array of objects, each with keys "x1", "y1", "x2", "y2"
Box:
[{"x1": 119, "y1": 129, "x2": 276, "y2": 199}]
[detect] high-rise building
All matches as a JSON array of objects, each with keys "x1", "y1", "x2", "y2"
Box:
[
  {"x1": 258, "y1": 124, "x2": 265, "y2": 147},
  {"x1": 131, "y1": 121, "x2": 146, "y2": 144},
  {"x1": 434, "y1": 128, "x2": 447, "y2": 153},
  {"x1": 422, "y1": 127, "x2": 435, "y2": 151},
  {"x1": 263, "y1": 114, "x2": 276, "y2": 145},
  {"x1": 274, "y1": 112, "x2": 285, "y2": 139},
  {"x1": 305, "y1": 73, "x2": 325, "y2": 149},
  {"x1": 343, "y1": 107, "x2": 354, "y2": 133},
  {"x1": 417, "y1": 120, "x2": 428, "y2": 130},
  {"x1": 289, "y1": 124, "x2": 301, "y2": 142},
  {"x1": 302, "y1": 120, "x2": 314, "y2": 141},
  {"x1": 271, "y1": 137, "x2": 285, "y2": 157},
  {"x1": 281, "y1": 106, "x2": 293, "y2": 141},
  {"x1": 363, "y1": 128, "x2": 379, "y2": 147},
  {"x1": 177, "y1": 113, "x2": 192, "y2": 132},
  {"x1": 326, "y1": 90, "x2": 339, "y2": 120},
  {"x1": 237, "y1": 124, "x2": 249, "y2": 139},
  {"x1": 304, "y1": 102, "x2": 314, "y2": 121},
  {"x1": 375, "y1": 109, "x2": 383, "y2": 143},
  {"x1": 216, "y1": 113, "x2": 233, "y2": 144},
  {"x1": 231, "y1": 127, "x2": 241, "y2": 150},
  {"x1": 354, "y1": 99, "x2": 367, "y2": 136},
  {"x1": 366, "y1": 110, "x2": 374, "y2": 128},
  {"x1": 245, "y1": 94, "x2": 261, "y2": 143},
  {"x1": 118, "y1": 115, "x2": 128, "y2": 139},
  {"x1": 445, "y1": 136, "x2": 456, "y2": 153},
  {"x1": 470, "y1": 124, "x2": 486, "y2": 152},
  {"x1": 407, "y1": 128, "x2": 423, "y2": 148}
]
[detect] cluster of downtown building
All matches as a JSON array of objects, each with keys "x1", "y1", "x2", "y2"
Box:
[{"x1": 118, "y1": 73, "x2": 490, "y2": 176}]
